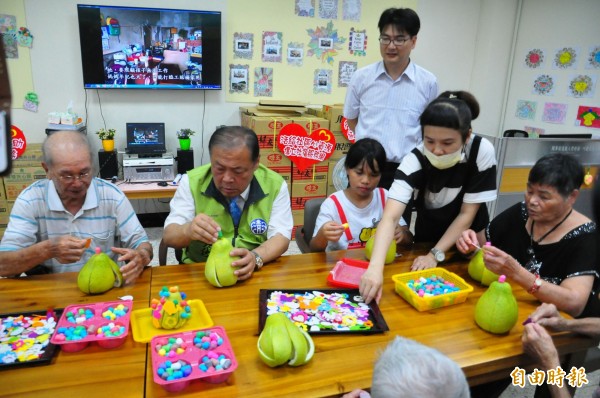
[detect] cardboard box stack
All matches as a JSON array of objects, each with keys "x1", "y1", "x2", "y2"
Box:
[
  {"x1": 241, "y1": 111, "x2": 294, "y2": 188},
  {"x1": 322, "y1": 104, "x2": 351, "y2": 196},
  {"x1": 0, "y1": 143, "x2": 45, "y2": 239},
  {"x1": 323, "y1": 104, "x2": 344, "y2": 132},
  {"x1": 241, "y1": 102, "x2": 352, "y2": 239},
  {"x1": 0, "y1": 178, "x2": 8, "y2": 238}
]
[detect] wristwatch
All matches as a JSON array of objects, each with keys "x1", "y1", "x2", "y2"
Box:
[
  {"x1": 251, "y1": 250, "x2": 264, "y2": 271},
  {"x1": 430, "y1": 248, "x2": 445, "y2": 263}
]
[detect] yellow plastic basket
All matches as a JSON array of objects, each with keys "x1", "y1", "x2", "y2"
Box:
[{"x1": 392, "y1": 268, "x2": 474, "y2": 312}]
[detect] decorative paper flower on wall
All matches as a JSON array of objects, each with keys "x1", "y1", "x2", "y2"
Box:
[
  {"x1": 554, "y1": 47, "x2": 577, "y2": 69},
  {"x1": 525, "y1": 49, "x2": 544, "y2": 68},
  {"x1": 306, "y1": 21, "x2": 346, "y2": 65},
  {"x1": 515, "y1": 100, "x2": 537, "y2": 120},
  {"x1": 569, "y1": 75, "x2": 593, "y2": 97},
  {"x1": 533, "y1": 75, "x2": 554, "y2": 95},
  {"x1": 588, "y1": 46, "x2": 600, "y2": 69}
]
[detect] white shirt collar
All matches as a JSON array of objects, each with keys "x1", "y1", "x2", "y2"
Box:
[
  {"x1": 47, "y1": 178, "x2": 99, "y2": 216},
  {"x1": 376, "y1": 59, "x2": 415, "y2": 82},
  {"x1": 239, "y1": 185, "x2": 250, "y2": 204}
]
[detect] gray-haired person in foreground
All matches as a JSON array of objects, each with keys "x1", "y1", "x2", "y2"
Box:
[{"x1": 343, "y1": 336, "x2": 470, "y2": 398}]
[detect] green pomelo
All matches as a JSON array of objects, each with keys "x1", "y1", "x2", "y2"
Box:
[
  {"x1": 204, "y1": 259, "x2": 222, "y2": 287},
  {"x1": 77, "y1": 249, "x2": 122, "y2": 294},
  {"x1": 287, "y1": 324, "x2": 314, "y2": 367},
  {"x1": 365, "y1": 235, "x2": 396, "y2": 264},
  {"x1": 257, "y1": 313, "x2": 293, "y2": 367},
  {"x1": 205, "y1": 236, "x2": 240, "y2": 287},
  {"x1": 257, "y1": 338, "x2": 283, "y2": 367},
  {"x1": 481, "y1": 268, "x2": 500, "y2": 286},
  {"x1": 258, "y1": 321, "x2": 274, "y2": 358},
  {"x1": 267, "y1": 314, "x2": 293, "y2": 364},
  {"x1": 475, "y1": 275, "x2": 519, "y2": 334},
  {"x1": 284, "y1": 316, "x2": 308, "y2": 366},
  {"x1": 467, "y1": 250, "x2": 485, "y2": 282}
]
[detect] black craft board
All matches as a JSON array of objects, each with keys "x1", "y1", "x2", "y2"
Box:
[
  {"x1": 0, "y1": 309, "x2": 62, "y2": 370},
  {"x1": 258, "y1": 289, "x2": 388, "y2": 335}
]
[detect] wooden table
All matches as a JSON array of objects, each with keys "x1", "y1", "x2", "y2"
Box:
[
  {"x1": 118, "y1": 181, "x2": 177, "y2": 200},
  {"x1": 145, "y1": 248, "x2": 597, "y2": 398},
  {"x1": 0, "y1": 249, "x2": 595, "y2": 397},
  {"x1": 0, "y1": 269, "x2": 152, "y2": 398}
]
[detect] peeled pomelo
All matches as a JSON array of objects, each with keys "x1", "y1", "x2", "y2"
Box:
[
  {"x1": 205, "y1": 232, "x2": 240, "y2": 287},
  {"x1": 257, "y1": 313, "x2": 314, "y2": 367},
  {"x1": 468, "y1": 242, "x2": 499, "y2": 286},
  {"x1": 77, "y1": 247, "x2": 123, "y2": 294}
]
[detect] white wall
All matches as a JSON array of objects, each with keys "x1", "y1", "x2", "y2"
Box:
[
  {"x1": 503, "y1": 0, "x2": 600, "y2": 135},
  {"x1": 468, "y1": 0, "x2": 520, "y2": 136},
  {"x1": 8, "y1": 0, "x2": 511, "y2": 159},
  {"x1": 8, "y1": 0, "x2": 596, "y2": 213}
]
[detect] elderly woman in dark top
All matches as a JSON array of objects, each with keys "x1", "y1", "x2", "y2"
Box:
[{"x1": 457, "y1": 153, "x2": 598, "y2": 318}]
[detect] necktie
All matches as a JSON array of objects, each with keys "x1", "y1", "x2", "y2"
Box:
[{"x1": 229, "y1": 197, "x2": 242, "y2": 227}]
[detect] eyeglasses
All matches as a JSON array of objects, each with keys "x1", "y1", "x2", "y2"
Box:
[
  {"x1": 379, "y1": 36, "x2": 411, "y2": 46},
  {"x1": 57, "y1": 172, "x2": 91, "y2": 183}
]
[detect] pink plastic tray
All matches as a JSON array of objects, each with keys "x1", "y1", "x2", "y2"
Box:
[
  {"x1": 327, "y1": 257, "x2": 369, "y2": 288},
  {"x1": 50, "y1": 300, "x2": 132, "y2": 352},
  {"x1": 150, "y1": 326, "x2": 238, "y2": 392}
]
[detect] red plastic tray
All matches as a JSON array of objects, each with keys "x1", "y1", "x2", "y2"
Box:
[
  {"x1": 150, "y1": 326, "x2": 238, "y2": 392},
  {"x1": 50, "y1": 300, "x2": 131, "y2": 352},
  {"x1": 327, "y1": 257, "x2": 369, "y2": 288}
]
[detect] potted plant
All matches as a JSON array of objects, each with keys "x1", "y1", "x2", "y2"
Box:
[
  {"x1": 96, "y1": 128, "x2": 116, "y2": 152},
  {"x1": 176, "y1": 128, "x2": 196, "y2": 151}
]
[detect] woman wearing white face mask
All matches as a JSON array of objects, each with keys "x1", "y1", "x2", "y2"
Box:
[{"x1": 359, "y1": 91, "x2": 498, "y2": 304}]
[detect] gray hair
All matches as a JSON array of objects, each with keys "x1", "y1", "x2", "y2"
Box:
[
  {"x1": 371, "y1": 337, "x2": 470, "y2": 398},
  {"x1": 208, "y1": 126, "x2": 259, "y2": 162},
  {"x1": 42, "y1": 131, "x2": 93, "y2": 167}
]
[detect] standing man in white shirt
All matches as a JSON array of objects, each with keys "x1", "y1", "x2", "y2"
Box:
[{"x1": 344, "y1": 7, "x2": 438, "y2": 189}]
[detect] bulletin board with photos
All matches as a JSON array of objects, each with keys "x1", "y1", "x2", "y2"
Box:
[{"x1": 226, "y1": 0, "x2": 415, "y2": 104}]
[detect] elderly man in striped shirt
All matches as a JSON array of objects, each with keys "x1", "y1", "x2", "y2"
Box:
[{"x1": 0, "y1": 131, "x2": 152, "y2": 283}]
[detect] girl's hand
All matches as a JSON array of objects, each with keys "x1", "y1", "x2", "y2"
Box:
[{"x1": 322, "y1": 221, "x2": 345, "y2": 243}]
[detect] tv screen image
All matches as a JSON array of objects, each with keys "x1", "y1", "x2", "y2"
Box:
[
  {"x1": 77, "y1": 4, "x2": 221, "y2": 90},
  {"x1": 126, "y1": 123, "x2": 166, "y2": 154}
]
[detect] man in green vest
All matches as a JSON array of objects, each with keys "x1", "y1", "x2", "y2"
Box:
[{"x1": 163, "y1": 126, "x2": 293, "y2": 280}]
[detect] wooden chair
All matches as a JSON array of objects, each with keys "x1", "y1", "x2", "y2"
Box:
[
  {"x1": 158, "y1": 239, "x2": 182, "y2": 265},
  {"x1": 294, "y1": 197, "x2": 325, "y2": 254}
]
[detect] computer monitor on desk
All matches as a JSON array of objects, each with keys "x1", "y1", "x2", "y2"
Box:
[{"x1": 126, "y1": 122, "x2": 166, "y2": 156}]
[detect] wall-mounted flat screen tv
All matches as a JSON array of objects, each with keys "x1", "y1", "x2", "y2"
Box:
[{"x1": 77, "y1": 4, "x2": 221, "y2": 90}]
